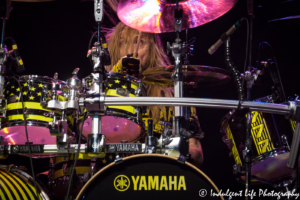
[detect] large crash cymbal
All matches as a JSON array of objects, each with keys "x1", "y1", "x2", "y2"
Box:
[
  {"x1": 117, "y1": 0, "x2": 238, "y2": 33},
  {"x1": 141, "y1": 65, "x2": 231, "y2": 87}
]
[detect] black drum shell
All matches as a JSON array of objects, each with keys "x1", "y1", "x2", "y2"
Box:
[{"x1": 77, "y1": 154, "x2": 222, "y2": 200}]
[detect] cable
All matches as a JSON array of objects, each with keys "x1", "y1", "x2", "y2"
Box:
[
  {"x1": 258, "y1": 41, "x2": 286, "y2": 101},
  {"x1": 4, "y1": 36, "x2": 16, "y2": 44},
  {"x1": 65, "y1": 113, "x2": 87, "y2": 200},
  {"x1": 238, "y1": 17, "x2": 250, "y2": 110},
  {"x1": 9, "y1": 76, "x2": 39, "y2": 200}
]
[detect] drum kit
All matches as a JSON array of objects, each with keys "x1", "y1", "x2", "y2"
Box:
[{"x1": 0, "y1": 0, "x2": 299, "y2": 200}]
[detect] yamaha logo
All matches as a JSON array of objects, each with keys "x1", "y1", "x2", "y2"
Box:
[
  {"x1": 114, "y1": 175, "x2": 186, "y2": 191},
  {"x1": 114, "y1": 175, "x2": 130, "y2": 192}
]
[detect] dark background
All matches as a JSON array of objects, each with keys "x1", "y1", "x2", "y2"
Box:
[{"x1": 1, "y1": 0, "x2": 300, "y2": 199}]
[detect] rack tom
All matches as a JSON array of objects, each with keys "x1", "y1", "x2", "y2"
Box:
[
  {"x1": 221, "y1": 108, "x2": 298, "y2": 182},
  {"x1": 0, "y1": 75, "x2": 72, "y2": 149},
  {"x1": 80, "y1": 73, "x2": 145, "y2": 143}
]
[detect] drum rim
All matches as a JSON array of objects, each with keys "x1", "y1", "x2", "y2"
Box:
[
  {"x1": 1, "y1": 120, "x2": 49, "y2": 127},
  {"x1": 19, "y1": 75, "x2": 66, "y2": 85},
  {"x1": 252, "y1": 146, "x2": 289, "y2": 166},
  {"x1": 76, "y1": 154, "x2": 223, "y2": 200}
]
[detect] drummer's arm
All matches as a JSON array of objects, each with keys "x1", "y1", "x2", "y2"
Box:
[{"x1": 189, "y1": 138, "x2": 203, "y2": 168}]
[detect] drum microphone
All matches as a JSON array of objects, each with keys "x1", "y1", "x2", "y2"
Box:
[
  {"x1": 12, "y1": 44, "x2": 25, "y2": 73},
  {"x1": 208, "y1": 18, "x2": 245, "y2": 55}
]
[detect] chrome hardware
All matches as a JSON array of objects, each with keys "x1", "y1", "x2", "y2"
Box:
[
  {"x1": 281, "y1": 135, "x2": 290, "y2": 151},
  {"x1": 66, "y1": 68, "x2": 82, "y2": 110}
]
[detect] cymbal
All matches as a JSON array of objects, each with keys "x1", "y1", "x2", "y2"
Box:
[
  {"x1": 117, "y1": 0, "x2": 238, "y2": 33},
  {"x1": 141, "y1": 65, "x2": 231, "y2": 87}
]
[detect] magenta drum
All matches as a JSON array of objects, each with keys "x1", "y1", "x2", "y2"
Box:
[
  {"x1": 80, "y1": 73, "x2": 145, "y2": 143},
  {"x1": 0, "y1": 75, "x2": 71, "y2": 157}
]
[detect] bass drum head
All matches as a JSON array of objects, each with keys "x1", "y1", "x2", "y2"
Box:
[{"x1": 77, "y1": 154, "x2": 223, "y2": 200}]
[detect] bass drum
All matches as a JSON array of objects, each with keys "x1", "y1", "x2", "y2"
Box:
[
  {"x1": 77, "y1": 154, "x2": 223, "y2": 200},
  {"x1": 0, "y1": 167, "x2": 49, "y2": 200}
]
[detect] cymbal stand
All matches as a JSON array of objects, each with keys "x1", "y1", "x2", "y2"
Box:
[
  {"x1": 244, "y1": 11, "x2": 254, "y2": 197},
  {"x1": 82, "y1": 0, "x2": 107, "y2": 154},
  {"x1": 166, "y1": 5, "x2": 189, "y2": 159},
  {"x1": 0, "y1": 0, "x2": 11, "y2": 118}
]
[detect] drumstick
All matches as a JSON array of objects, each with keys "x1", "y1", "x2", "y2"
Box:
[{"x1": 133, "y1": 31, "x2": 142, "y2": 58}]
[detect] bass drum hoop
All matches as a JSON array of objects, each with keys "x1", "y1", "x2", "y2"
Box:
[{"x1": 76, "y1": 154, "x2": 223, "y2": 200}]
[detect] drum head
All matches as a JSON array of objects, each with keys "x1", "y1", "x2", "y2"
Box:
[
  {"x1": 77, "y1": 154, "x2": 222, "y2": 200},
  {"x1": 0, "y1": 126, "x2": 56, "y2": 145},
  {"x1": 82, "y1": 116, "x2": 142, "y2": 143}
]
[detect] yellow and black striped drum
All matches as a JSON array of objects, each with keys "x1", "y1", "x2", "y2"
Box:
[
  {"x1": 0, "y1": 167, "x2": 49, "y2": 200},
  {"x1": 0, "y1": 75, "x2": 70, "y2": 147},
  {"x1": 49, "y1": 153, "x2": 123, "y2": 200},
  {"x1": 80, "y1": 73, "x2": 146, "y2": 143},
  {"x1": 221, "y1": 109, "x2": 298, "y2": 182}
]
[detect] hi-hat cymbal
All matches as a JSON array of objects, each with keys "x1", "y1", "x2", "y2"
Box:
[
  {"x1": 141, "y1": 65, "x2": 231, "y2": 87},
  {"x1": 117, "y1": 0, "x2": 238, "y2": 33}
]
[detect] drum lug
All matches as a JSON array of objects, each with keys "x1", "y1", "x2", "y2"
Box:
[
  {"x1": 0, "y1": 98, "x2": 6, "y2": 118},
  {"x1": 242, "y1": 148, "x2": 249, "y2": 160},
  {"x1": 177, "y1": 155, "x2": 186, "y2": 164},
  {"x1": 23, "y1": 107, "x2": 28, "y2": 118},
  {"x1": 281, "y1": 135, "x2": 290, "y2": 151},
  {"x1": 62, "y1": 163, "x2": 68, "y2": 175},
  {"x1": 90, "y1": 162, "x2": 96, "y2": 176},
  {"x1": 114, "y1": 155, "x2": 123, "y2": 165},
  {"x1": 83, "y1": 171, "x2": 90, "y2": 183},
  {"x1": 233, "y1": 164, "x2": 244, "y2": 176}
]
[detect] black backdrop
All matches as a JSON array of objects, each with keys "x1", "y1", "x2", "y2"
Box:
[{"x1": 1, "y1": 0, "x2": 300, "y2": 199}]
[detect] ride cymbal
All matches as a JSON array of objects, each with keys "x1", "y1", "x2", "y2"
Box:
[
  {"x1": 141, "y1": 65, "x2": 231, "y2": 87},
  {"x1": 117, "y1": 0, "x2": 238, "y2": 33}
]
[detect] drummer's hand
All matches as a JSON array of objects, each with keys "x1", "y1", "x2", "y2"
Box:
[{"x1": 112, "y1": 53, "x2": 140, "y2": 77}]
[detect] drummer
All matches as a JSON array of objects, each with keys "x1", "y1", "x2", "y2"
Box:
[{"x1": 104, "y1": 22, "x2": 204, "y2": 167}]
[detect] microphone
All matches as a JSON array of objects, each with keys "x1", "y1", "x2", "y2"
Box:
[
  {"x1": 12, "y1": 44, "x2": 25, "y2": 73},
  {"x1": 208, "y1": 18, "x2": 244, "y2": 55},
  {"x1": 94, "y1": 0, "x2": 104, "y2": 22}
]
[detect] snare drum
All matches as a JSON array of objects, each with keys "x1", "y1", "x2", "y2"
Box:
[
  {"x1": 80, "y1": 73, "x2": 145, "y2": 143},
  {"x1": 0, "y1": 167, "x2": 49, "y2": 199},
  {"x1": 221, "y1": 109, "x2": 298, "y2": 182},
  {"x1": 0, "y1": 75, "x2": 72, "y2": 149},
  {"x1": 77, "y1": 154, "x2": 223, "y2": 200}
]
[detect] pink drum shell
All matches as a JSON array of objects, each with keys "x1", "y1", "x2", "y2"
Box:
[
  {"x1": 251, "y1": 152, "x2": 300, "y2": 181},
  {"x1": 0, "y1": 126, "x2": 57, "y2": 158},
  {"x1": 81, "y1": 116, "x2": 142, "y2": 143}
]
